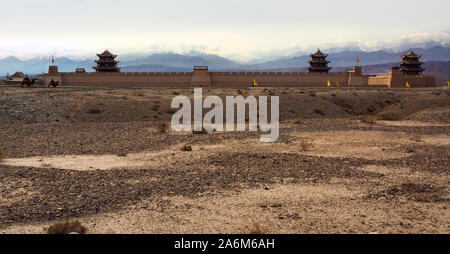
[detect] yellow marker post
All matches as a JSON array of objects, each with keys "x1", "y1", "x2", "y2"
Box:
[
  {"x1": 327, "y1": 80, "x2": 331, "y2": 87},
  {"x1": 253, "y1": 79, "x2": 258, "y2": 87},
  {"x1": 447, "y1": 81, "x2": 450, "y2": 87},
  {"x1": 336, "y1": 81, "x2": 340, "y2": 87},
  {"x1": 406, "y1": 81, "x2": 411, "y2": 88}
]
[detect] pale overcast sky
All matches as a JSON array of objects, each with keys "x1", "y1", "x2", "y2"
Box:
[{"x1": 1, "y1": 0, "x2": 449, "y2": 61}]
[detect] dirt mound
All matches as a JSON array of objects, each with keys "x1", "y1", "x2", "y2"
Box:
[
  {"x1": 366, "y1": 182, "x2": 447, "y2": 202},
  {"x1": 1, "y1": 88, "x2": 449, "y2": 124}
]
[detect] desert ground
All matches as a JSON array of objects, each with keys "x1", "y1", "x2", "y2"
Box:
[{"x1": 0, "y1": 86, "x2": 449, "y2": 234}]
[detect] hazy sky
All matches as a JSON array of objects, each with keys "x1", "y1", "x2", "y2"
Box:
[{"x1": 1, "y1": 0, "x2": 449, "y2": 61}]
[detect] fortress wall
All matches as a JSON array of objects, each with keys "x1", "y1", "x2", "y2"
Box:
[
  {"x1": 59, "y1": 72, "x2": 193, "y2": 87},
  {"x1": 209, "y1": 72, "x2": 349, "y2": 87},
  {"x1": 368, "y1": 72, "x2": 435, "y2": 88},
  {"x1": 50, "y1": 71, "x2": 352, "y2": 88},
  {"x1": 368, "y1": 75, "x2": 389, "y2": 86},
  {"x1": 44, "y1": 68, "x2": 435, "y2": 88},
  {"x1": 392, "y1": 75, "x2": 436, "y2": 88}
]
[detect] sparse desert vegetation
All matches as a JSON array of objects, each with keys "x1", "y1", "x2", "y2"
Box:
[
  {"x1": 0, "y1": 87, "x2": 449, "y2": 234},
  {"x1": 379, "y1": 111, "x2": 401, "y2": 121},
  {"x1": 247, "y1": 221, "x2": 268, "y2": 234},
  {"x1": 0, "y1": 147, "x2": 4, "y2": 161},
  {"x1": 46, "y1": 220, "x2": 87, "y2": 234},
  {"x1": 87, "y1": 108, "x2": 102, "y2": 114},
  {"x1": 156, "y1": 120, "x2": 168, "y2": 133},
  {"x1": 181, "y1": 144, "x2": 193, "y2": 151},
  {"x1": 298, "y1": 137, "x2": 314, "y2": 151},
  {"x1": 360, "y1": 114, "x2": 378, "y2": 124}
]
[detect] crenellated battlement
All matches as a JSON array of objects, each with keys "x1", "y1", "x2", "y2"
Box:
[
  {"x1": 58, "y1": 71, "x2": 192, "y2": 76},
  {"x1": 42, "y1": 49, "x2": 435, "y2": 88},
  {"x1": 44, "y1": 65, "x2": 435, "y2": 88}
]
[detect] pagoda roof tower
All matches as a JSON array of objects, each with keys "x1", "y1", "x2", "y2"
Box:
[
  {"x1": 308, "y1": 49, "x2": 332, "y2": 73},
  {"x1": 93, "y1": 50, "x2": 120, "y2": 72},
  {"x1": 398, "y1": 51, "x2": 424, "y2": 75}
]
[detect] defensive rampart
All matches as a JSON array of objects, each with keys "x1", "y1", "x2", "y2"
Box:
[{"x1": 43, "y1": 65, "x2": 436, "y2": 88}]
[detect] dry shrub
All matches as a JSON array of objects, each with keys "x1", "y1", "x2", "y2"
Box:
[
  {"x1": 133, "y1": 91, "x2": 145, "y2": 97},
  {"x1": 299, "y1": 138, "x2": 314, "y2": 151},
  {"x1": 0, "y1": 147, "x2": 4, "y2": 161},
  {"x1": 313, "y1": 109, "x2": 325, "y2": 116},
  {"x1": 410, "y1": 134, "x2": 422, "y2": 142},
  {"x1": 360, "y1": 115, "x2": 378, "y2": 124},
  {"x1": 181, "y1": 144, "x2": 192, "y2": 151},
  {"x1": 156, "y1": 121, "x2": 168, "y2": 133},
  {"x1": 406, "y1": 148, "x2": 415, "y2": 153},
  {"x1": 411, "y1": 193, "x2": 433, "y2": 202},
  {"x1": 47, "y1": 220, "x2": 87, "y2": 234},
  {"x1": 247, "y1": 221, "x2": 267, "y2": 234},
  {"x1": 87, "y1": 108, "x2": 102, "y2": 114},
  {"x1": 117, "y1": 152, "x2": 127, "y2": 157},
  {"x1": 167, "y1": 108, "x2": 178, "y2": 114},
  {"x1": 379, "y1": 112, "x2": 401, "y2": 121}
]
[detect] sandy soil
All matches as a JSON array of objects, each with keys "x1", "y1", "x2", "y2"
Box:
[{"x1": 0, "y1": 86, "x2": 449, "y2": 234}]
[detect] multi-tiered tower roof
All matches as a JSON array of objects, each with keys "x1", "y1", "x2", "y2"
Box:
[
  {"x1": 308, "y1": 49, "x2": 331, "y2": 73},
  {"x1": 398, "y1": 51, "x2": 424, "y2": 75},
  {"x1": 93, "y1": 50, "x2": 120, "y2": 72}
]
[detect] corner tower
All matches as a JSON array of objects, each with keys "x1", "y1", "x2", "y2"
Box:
[
  {"x1": 308, "y1": 49, "x2": 332, "y2": 73},
  {"x1": 93, "y1": 50, "x2": 120, "y2": 72},
  {"x1": 399, "y1": 51, "x2": 424, "y2": 76}
]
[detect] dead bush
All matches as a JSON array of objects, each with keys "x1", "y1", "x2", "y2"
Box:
[
  {"x1": 156, "y1": 121, "x2": 168, "y2": 133},
  {"x1": 117, "y1": 152, "x2": 127, "y2": 157},
  {"x1": 47, "y1": 220, "x2": 87, "y2": 234},
  {"x1": 87, "y1": 108, "x2": 102, "y2": 114},
  {"x1": 167, "y1": 108, "x2": 178, "y2": 114},
  {"x1": 299, "y1": 138, "x2": 314, "y2": 151},
  {"x1": 406, "y1": 148, "x2": 415, "y2": 153},
  {"x1": 379, "y1": 112, "x2": 401, "y2": 121},
  {"x1": 133, "y1": 91, "x2": 145, "y2": 97},
  {"x1": 247, "y1": 221, "x2": 267, "y2": 234},
  {"x1": 410, "y1": 134, "x2": 422, "y2": 142},
  {"x1": 313, "y1": 109, "x2": 325, "y2": 116},
  {"x1": 0, "y1": 147, "x2": 5, "y2": 161},
  {"x1": 181, "y1": 144, "x2": 193, "y2": 151},
  {"x1": 360, "y1": 115, "x2": 378, "y2": 124}
]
